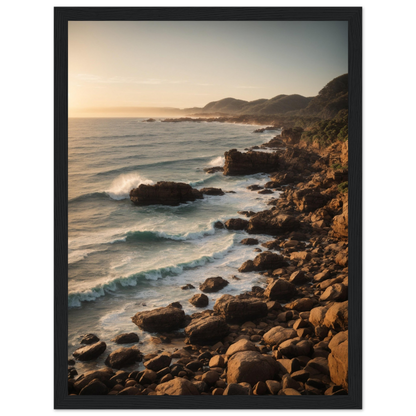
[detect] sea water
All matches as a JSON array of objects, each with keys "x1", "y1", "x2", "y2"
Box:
[{"x1": 68, "y1": 117, "x2": 281, "y2": 372}]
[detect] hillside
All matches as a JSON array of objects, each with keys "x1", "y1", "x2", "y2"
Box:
[{"x1": 189, "y1": 74, "x2": 348, "y2": 119}]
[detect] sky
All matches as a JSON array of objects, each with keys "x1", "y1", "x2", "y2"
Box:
[{"x1": 68, "y1": 21, "x2": 348, "y2": 117}]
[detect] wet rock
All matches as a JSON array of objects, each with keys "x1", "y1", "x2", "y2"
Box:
[
  {"x1": 214, "y1": 221, "x2": 224, "y2": 229},
  {"x1": 199, "y1": 187, "x2": 225, "y2": 196},
  {"x1": 129, "y1": 181, "x2": 203, "y2": 206},
  {"x1": 200, "y1": 276, "x2": 229, "y2": 293},
  {"x1": 240, "y1": 238, "x2": 259, "y2": 245},
  {"x1": 181, "y1": 284, "x2": 195, "y2": 290},
  {"x1": 80, "y1": 334, "x2": 100, "y2": 345},
  {"x1": 105, "y1": 346, "x2": 141, "y2": 369},
  {"x1": 73, "y1": 342, "x2": 107, "y2": 361},
  {"x1": 189, "y1": 293, "x2": 209, "y2": 307},
  {"x1": 111, "y1": 333, "x2": 139, "y2": 344},
  {"x1": 132, "y1": 304, "x2": 185, "y2": 332},
  {"x1": 224, "y1": 218, "x2": 249, "y2": 230},
  {"x1": 204, "y1": 166, "x2": 224, "y2": 174}
]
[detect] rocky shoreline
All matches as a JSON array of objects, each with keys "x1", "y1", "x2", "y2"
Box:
[{"x1": 68, "y1": 125, "x2": 349, "y2": 397}]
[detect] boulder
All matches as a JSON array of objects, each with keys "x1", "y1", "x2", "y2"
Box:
[
  {"x1": 266, "y1": 380, "x2": 282, "y2": 395},
  {"x1": 223, "y1": 383, "x2": 250, "y2": 395},
  {"x1": 328, "y1": 331, "x2": 348, "y2": 391},
  {"x1": 332, "y1": 197, "x2": 348, "y2": 239},
  {"x1": 309, "y1": 305, "x2": 331, "y2": 328},
  {"x1": 285, "y1": 297, "x2": 315, "y2": 311},
  {"x1": 144, "y1": 353, "x2": 172, "y2": 372},
  {"x1": 278, "y1": 338, "x2": 314, "y2": 358},
  {"x1": 227, "y1": 350, "x2": 280, "y2": 386},
  {"x1": 324, "y1": 301, "x2": 348, "y2": 331},
  {"x1": 184, "y1": 315, "x2": 229, "y2": 344},
  {"x1": 129, "y1": 181, "x2": 203, "y2": 206},
  {"x1": 189, "y1": 293, "x2": 209, "y2": 307},
  {"x1": 204, "y1": 166, "x2": 224, "y2": 174},
  {"x1": 110, "y1": 333, "x2": 139, "y2": 344},
  {"x1": 239, "y1": 251, "x2": 288, "y2": 273},
  {"x1": 226, "y1": 339, "x2": 258, "y2": 357},
  {"x1": 199, "y1": 187, "x2": 224, "y2": 196},
  {"x1": 224, "y1": 218, "x2": 249, "y2": 230},
  {"x1": 320, "y1": 283, "x2": 348, "y2": 302},
  {"x1": 199, "y1": 276, "x2": 229, "y2": 293},
  {"x1": 73, "y1": 368, "x2": 114, "y2": 393},
  {"x1": 223, "y1": 149, "x2": 280, "y2": 176},
  {"x1": 263, "y1": 327, "x2": 297, "y2": 347},
  {"x1": 73, "y1": 342, "x2": 106, "y2": 361},
  {"x1": 264, "y1": 279, "x2": 296, "y2": 301},
  {"x1": 104, "y1": 346, "x2": 141, "y2": 369},
  {"x1": 290, "y1": 251, "x2": 312, "y2": 262},
  {"x1": 247, "y1": 210, "x2": 300, "y2": 235},
  {"x1": 240, "y1": 238, "x2": 259, "y2": 245},
  {"x1": 155, "y1": 377, "x2": 200, "y2": 395},
  {"x1": 79, "y1": 379, "x2": 109, "y2": 395},
  {"x1": 289, "y1": 270, "x2": 309, "y2": 285},
  {"x1": 131, "y1": 305, "x2": 185, "y2": 332},
  {"x1": 214, "y1": 294, "x2": 268, "y2": 322},
  {"x1": 80, "y1": 334, "x2": 99, "y2": 345}
]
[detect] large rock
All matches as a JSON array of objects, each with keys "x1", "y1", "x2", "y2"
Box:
[
  {"x1": 247, "y1": 210, "x2": 300, "y2": 235},
  {"x1": 320, "y1": 283, "x2": 348, "y2": 302},
  {"x1": 324, "y1": 301, "x2": 348, "y2": 331},
  {"x1": 104, "y1": 346, "x2": 141, "y2": 369},
  {"x1": 332, "y1": 196, "x2": 348, "y2": 238},
  {"x1": 110, "y1": 333, "x2": 139, "y2": 344},
  {"x1": 227, "y1": 350, "x2": 280, "y2": 386},
  {"x1": 239, "y1": 251, "x2": 288, "y2": 273},
  {"x1": 155, "y1": 377, "x2": 200, "y2": 395},
  {"x1": 73, "y1": 368, "x2": 114, "y2": 393},
  {"x1": 184, "y1": 315, "x2": 229, "y2": 344},
  {"x1": 226, "y1": 339, "x2": 258, "y2": 357},
  {"x1": 129, "y1": 181, "x2": 203, "y2": 206},
  {"x1": 291, "y1": 188, "x2": 328, "y2": 212},
  {"x1": 199, "y1": 276, "x2": 229, "y2": 293},
  {"x1": 263, "y1": 327, "x2": 297, "y2": 347},
  {"x1": 214, "y1": 294, "x2": 268, "y2": 322},
  {"x1": 281, "y1": 127, "x2": 304, "y2": 145},
  {"x1": 132, "y1": 304, "x2": 185, "y2": 332},
  {"x1": 223, "y1": 149, "x2": 280, "y2": 176},
  {"x1": 144, "y1": 353, "x2": 172, "y2": 372},
  {"x1": 224, "y1": 218, "x2": 249, "y2": 230},
  {"x1": 73, "y1": 342, "x2": 106, "y2": 361},
  {"x1": 309, "y1": 305, "x2": 331, "y2": 328},
  {"x1": 80, "y1": 334, "x2": 99, "y2": 345},
  {"x1": 278, "y1": 338, "x2": 314, "y2": 358},
  {"x1": 198, "y1": 187, "x2": 224, "y2": 196},
  {"x1": 189, "y1": 293, "x2": 209, "y2": 307},
  {"x1": 264, "y1": 279, "x2": 296, "y2": 301},
  {"x1": 328, "y1": 331, "x2": 348, "y2": 391}
]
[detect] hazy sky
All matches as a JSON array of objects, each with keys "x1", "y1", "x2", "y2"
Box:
[{"x1": 69, "y1": 21, "x2": 348, "y2": 116}]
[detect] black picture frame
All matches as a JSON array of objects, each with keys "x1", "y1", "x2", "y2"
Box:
[{"x1": 55, "y1": 7, "x2": 362, "y2": 409}]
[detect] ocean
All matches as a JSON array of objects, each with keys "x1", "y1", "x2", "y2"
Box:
[{"x1": 68, "y1": 117, "x2": 281, "y2": 372}]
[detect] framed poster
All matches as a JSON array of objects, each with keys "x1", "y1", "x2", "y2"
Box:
[{"x1": 55, "y1": 7, "x2": 362, "y2": 409}]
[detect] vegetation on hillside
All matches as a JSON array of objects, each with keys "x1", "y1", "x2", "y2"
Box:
[{"x1": 301, "y1": 109, "x2": 348, "y2": 147}]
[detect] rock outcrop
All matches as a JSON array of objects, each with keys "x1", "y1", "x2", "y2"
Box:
[
  {"x1": 223, "y1": 149, "x2": 279, "y2": 175},
  {"x1": 129, "y1": 181, "x2": 203, "y2": 206},
  {"x1": 131, "y1": 304, "x2": 185, "y2": 332}
]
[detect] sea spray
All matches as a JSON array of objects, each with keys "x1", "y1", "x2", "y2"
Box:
[{"x1": 106, "y1": 172, "x2": 154, "y2": 200}]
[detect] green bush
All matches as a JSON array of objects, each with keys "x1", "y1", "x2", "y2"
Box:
[{"x1": 338, "y1": 181, "x2": 348, "y2": 194}]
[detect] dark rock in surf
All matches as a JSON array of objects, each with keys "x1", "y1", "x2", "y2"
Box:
[
  {"x1": 200, "y1": 276, "x2": 229, "y2": 293},
  {"x1": 80, "y1": 334, "x2": 100, "y2": 345},
  {"x1": 204, "y1": 166, "x2": 224, "y2": 174},
  {"x1": 129, "y1": 181, "x2": 203, "y2": 206},
  {"x1": 224, "y1": 218, "x2": 249, "y2": 230},
  {"x1": 110, "y1": 333, "x2": 140, "y2": 344},
  {"x1": 189, "y1": 293, "x2": 209, "y2": 307},
  {"x1": 73, "y1": 342, "x2": 107, "y2": 361},
  {"x1": 199, "y1": 187, "x2": 225, "y2": 196}
]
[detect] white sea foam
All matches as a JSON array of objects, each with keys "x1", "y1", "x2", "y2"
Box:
[
  {"x1": 208, "y1": 155, "x2": 225, "y2": 167},
  {"x1": 105, "y1": 173, "x2": 154, "y2": 200}
]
